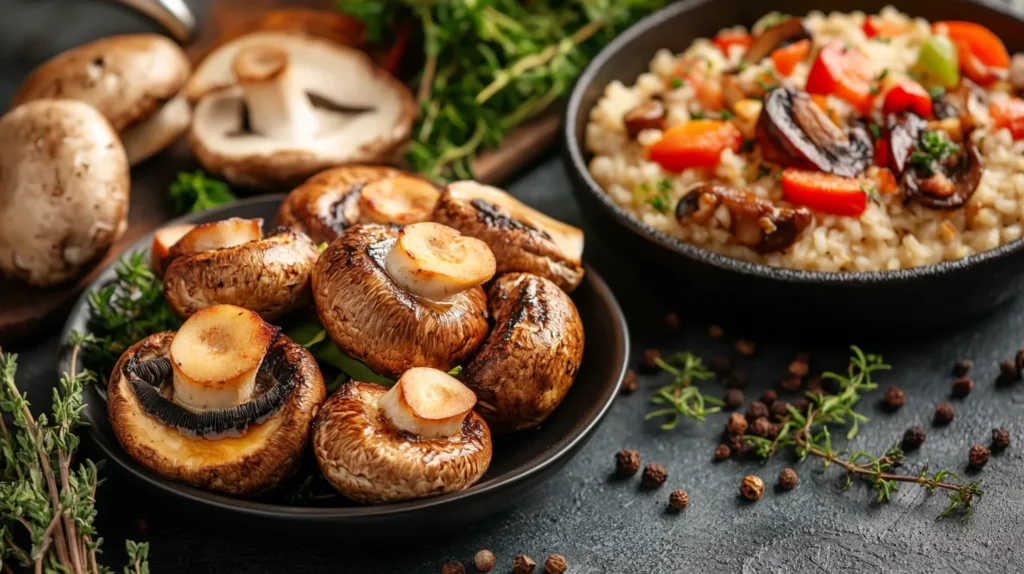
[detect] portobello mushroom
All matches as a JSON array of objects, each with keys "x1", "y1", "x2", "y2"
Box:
[
  {"x1": 313, "y1": 369, "x2": 491, "y2": 504},
  {"x1": 461, "y1": 273, "x2": 584, "y2": 434},
  {"x1": 162, "y1": 219, "x2": 319, "y2": 321},
  {"x1": 275, "y1": 165, "x2": 439, "y2": 244},
  {"x1": 676, "y1": 183, "x2": 811, "y2": 254},
  {"x1": 107, "y1": 305, "x2": 326, "y2": 496},
  {"x1": 312, "y1": 223, "x2": 492, "y2": 379},
  {"x1": 756, "y1": 87, "x2": 873, "y2": 178},
  {"x1": 432, "y1": 181, "x2": 585, "y2": 292}
]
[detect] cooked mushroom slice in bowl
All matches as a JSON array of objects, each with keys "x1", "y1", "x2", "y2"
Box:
[
  {"x1": 107, "y1": 305, "x2": 326, "y2": 496},
  {"x1": 187, "y1": 32, "x2": 416, "y2": 189},
  {"x1": 462, "y1": 273, "x2": 585, "y2": 434},
  {"x1": 901, "y1": 130, "x2": 983, "y2": 210},
  {"x1": 433, "y1": 181, "x2": 585, "y2": 292},
  {"x1": 313, "y1": 223, "x2": 492, "y2": 379},
  {"x1": 11, "y1": 34, "x2": 191, "y2": 166},
  {"x1": 275, "y1": 165, "x2": 439, "y2": 244},
  {"x1": 162, "y1": 218, "x2": 319, "y2": 320},
  {"x1": 676, "y1": 183, "x2": 812, "y2": 254},
  {"x1": 313, "y1": 367, "x2": 491, "y2": 504}
]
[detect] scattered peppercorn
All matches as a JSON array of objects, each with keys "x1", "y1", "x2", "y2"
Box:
[
  {"x1": 882, "y1": 386, "x2": 905, "y2": 411},
  {"x1": 934, "y1": 402, "x2": 955, "y2": 425},
  {"x1": 640, "y1": 349, "x2": 662, "y2": 373},
  {"x1": 664, "y1": 312, "x2": 680, "y2": 333},
  {"x1": 727, "y1": 412, "x2": 748, "y2": 435},
  {"x1": 740, "y1": 475, "x2": 765, "y2": 501},
  {"x1": 778, "y1": 468, "x2": 798, "y2": 490},
  {"x1": 792, "y1": 397, "x2": 810, "y2": 413},
  {"x1": 736, "y1": 339, "x2": 756, "y2": 356},
  {"x1": 709, "y1": 324, "x2": 724, "y2": 339},
  {"x1": 641, "y1": 463, "x2": 668, "y2": 489},
  {"x1": 902, "y1": 426, "x2": 926, "y2": 450},
  {"x1": 711, "y1": 355, "x2": 732, "y2": 377},
  {"x1": 668, "y1": 489, "x2": 689, "y2": 510},
  {"x1": 788, "y1": 353, "x2": 810, "y2": 378},
  {"x1": 724, "y1": 388, "x2": 744, "y2": 410},
  {"x1": 443, "y1": 560, "x2": 466, "y2": 574},
  {"x1": 726, "y1": 370, "x2": 749, "y2": 389},
  {"x1": 746, "y1": 401, "x2": 769, "y2": 421},
  {"x1": 992, "y1": 428, "x2": 1011, "y2": 450},
  {"x1": 726, "y1": 432, "x2": 745, "y2": 453},
  {"x1": 544, "y1": 554, "x2": 568, "y2": 574},
  {"x1": 615, "y1": 449, "x2": 641, "y2": 477},
  {"x1": 952, "y1": 359, "x2": 973, "y2": 377},
  {"x1": 779, "y1": 373, "x2": 802, "y2": 393},
  {"x1": 620, "y1": 370, "x2": 638, "y2": 394},
  {"x1": 512, "y1": 554, "x2": 536, "y2": 574},
  {"x1": 968, "y1": 444, "x2": 990, "y2": 469},
  {"x1": 474, "y1": 550, "x2": 495, "y2": 572},
  {"x1": 751, "y1": 417, "x2": 771, "y2": 438},
  {"x1": 951, "y1": 376, "x2": 974, "y2": 399},
  {"x1": 714, "y1": 444, "x2": 731, "y2": 461},
  {"x1": 760, "y1": 389, "x2": 777, "y2": 406},
  {"x1": 998, "y1": 360, "x2": 1020, "y2": 384},
  {"x1": 770, "y1": 401, "x2": 791, "y2": 421}
]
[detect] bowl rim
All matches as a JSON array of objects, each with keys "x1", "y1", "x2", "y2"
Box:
[
  {"x1": 564, "y1": 0, "x2": 1024, "y2": 286},
  {"x1": 57, "y1": 194, "x2": 630, "y2": 521}
]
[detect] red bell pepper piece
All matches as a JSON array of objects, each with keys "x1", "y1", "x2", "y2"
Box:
[
  {"x1": 882, "y1": 79, "x2": 932, "y2": 118},
  {"x1": 781, "y1": 169, "x2": 868, "y2": 217},
  {"x1": 990, "y1": 97, "x2": 1024, "y2": 140},
  {"x1": 806, "y1": 41, "x2": 875, "y2": 114},
  {"x1": 648, "y1": 120, "x2": 743, "y2": 172}
]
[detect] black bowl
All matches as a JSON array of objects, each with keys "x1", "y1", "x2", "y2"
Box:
[
  {"x1": 57, "y1": 195, "x2": 629, "y2": 534},
  {"x1": 564, "y1": 0, "x2": 1024, "y2": 333}
]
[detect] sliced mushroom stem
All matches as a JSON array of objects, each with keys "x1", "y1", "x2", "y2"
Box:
[
  {"x1": 359, "y1": 175, "x2": 440, "y2": 225},
  {"x1": 378, "y1": 368, "x2": 477, "y2": 439},
  {"x1": 232, "y1": 44, "x2": 318, "y2": 141},
  {"x1": 384, "y1": 222, "x2": 496, "y2": 302}
]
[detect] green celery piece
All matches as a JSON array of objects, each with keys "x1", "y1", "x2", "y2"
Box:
[{"x1": 915, "y1": 35, "x2": 960, "y2": 88}]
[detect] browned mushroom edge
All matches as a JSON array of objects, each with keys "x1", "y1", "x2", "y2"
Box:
[
  {"x1": 901, "y1": 135, "x2": 983, "y2": 210},
  {"x1": 743, "y1": 17, "x2": 811, "y2": 67},
  {"x1": 311, "y1": 380, "x2": 491, "y2": 504},
  {"x1": 623, "y1": 97, "x2": 666, "y2": 139},
  {"x1": 756, "y1": 87, "x2": 873, "y2": 178},
  {"x1": 107, "y1": 331, "x2": 326, "y2": 496},
  {"x1": 311, "y1": 224, "x2": 490, "y2": 379},
  {"x1": 676, "y1": 183, "x2": 812, "y2": 254},
  {"x1": 162, "y1": 227, "x2": 319, "y2": 321}
]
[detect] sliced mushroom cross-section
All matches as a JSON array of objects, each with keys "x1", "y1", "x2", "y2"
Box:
[
  {"x1": 901, "y1": 131, "x2": 983, "y2": 210},
  {"x1": 676, "y1": 183, "x2": 812, "y2": 253}
]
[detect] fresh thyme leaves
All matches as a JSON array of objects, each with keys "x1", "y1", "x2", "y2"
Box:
[
  {"x1": 646, "y1": 352, "x2": 723, "y2": 429},
  {"x1": 910, "y1": 130, "x2": 960, "y2": 177},
  {"x1": 670, "y1": 77, "x2": 685, "y2": 89},
  {"x1": 169, "y1": 170, "x2": 236, "y2": 213},
  {"x1": 868, "y1": 122, "x2": 882, "y2": 140},
  {"x1": 860, "y1": 183, "x2": 882, "y2": 204},
  {"x1": 78, "y1": 251, "x2": 180, "y2": 378},
  {"x1": 0, "y1": 344, "x2": 150, "y2": 573},
  {"x1": 927, "y1": 85, "x2": 946, "y2": 101},
  {"x1": 744, "y1": 346, "x2": 982, "y2": 520},
  {"x1": 338, "y1": 0, "x2": 669, "y2": 181}
]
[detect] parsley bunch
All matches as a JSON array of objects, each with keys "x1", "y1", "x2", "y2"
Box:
[{"x1": 169, "y1": 171, "x2": 236, "y2": 213}]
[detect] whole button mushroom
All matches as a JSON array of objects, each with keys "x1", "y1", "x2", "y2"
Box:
[
  {"x1": 11, "y1": 34, "x2": 191, "y2": 166},
  {"x1": 0, "y1": 99, "x2": 129, "y2": 286}
]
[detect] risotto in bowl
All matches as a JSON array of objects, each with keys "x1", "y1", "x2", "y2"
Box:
[{"x1": 564, "y1": 0, "x2": 1024, "y2": 330}]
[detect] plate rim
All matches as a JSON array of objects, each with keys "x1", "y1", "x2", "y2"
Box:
[{"x1": 57, "y1": 194, "x2": 630, "y2": 520}]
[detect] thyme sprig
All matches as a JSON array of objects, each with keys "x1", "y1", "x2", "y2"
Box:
[
  {"x1": 645, "y1": 352, "x2": 723, "y2": 429},
  {"x1": 745, "y1": 346, "x2": 982, "y2": 520},
  {"x1": 0, "y1": 342, "x2": 150, "y2": 573}
]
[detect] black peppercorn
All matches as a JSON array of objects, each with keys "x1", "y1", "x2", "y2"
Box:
[
  {"x1": 544, "y1": 554, "x2": 568, "y2": 574},
  {"x1": 711, "y1": 355, "x2": 732, "y2": 377},
  {"x1": 746, "y1": 401, "x2": 769, "y2": 421},
  {"x1": 883, "y1": 386, "x2": 905, "y2": 411},
  {"x1": 751, "y1": 417, "x2": 771, "y2": 438},
  {"x1": 778, "y1": 468, "x2": 798, "y2": 490},
  {"x1": 442, "y1": 561, "x2": 466, "y2": 574},
  {"x1": 951, "y1": 376, "x2": 974, "y2": 399},
  {"x1": 512, "y1": 554, "x2": 536, "y2": 574},
  {"x1": 641, "y1": 463, "x2": 668, "y2": 489},
  {"x1": 780, "y1": 373, "x2": 802, "y2": 393},
  {"x1": 736, "y1": 339, "x2": 756, "y2": 356},
  {"x1": 952, "y1": 359, "x2": 973, "y2": 377},
  {"x1": 714, "y1": 444, "x2": 731, "y2": 461},
  {"x1": 724, "y1": 388, "x2": 744, "y2": 410},
  {"x1": 615, "y1": 449, "x2": 641, "y2": 477},
  {"x1": 968, "y1": 444, "x2": 990, "y2": 469},
  {"x1": 789, "y1": 353, "x2": 810, "y2": 377},
  {"x1": 620, "y1": 370, "x2": 638, "y2": 394},
  {"x1": 771, "y1": 400, "x2": 791, "y2": 421},
  {"x1": 760, "y1": 389, "x2": 777, "y2": 406},
  {"x1": 902, "y1": 426, "x2": 926, "y2": 450},
  {"x1": 726, "y1": 369, "x2": 749, "y2": 389},
  {"x1": 640, "y1": 349, "x2": 662, "y2": 373},
  {"x1": 992, "y1": 428, "x2": 1011, "y2": 450},
  {"x1": 999, "y1": 360, "x2": 1020, "y2": 384},
  {"x1": 726, "y1": 432, "x2": 744, "y2": 453},
  {"x1": 726, "y1": 412, "x2": 748, "y2": 435},
  {"x1": 668, "y1": 489, "x2": 689, "y2": 510},
  {"x1": 664, "y1": 312, "x2": 680, "y2": 333},
  {"x1": 934, "y1": 402, "x2": 955, "y2": 425}
]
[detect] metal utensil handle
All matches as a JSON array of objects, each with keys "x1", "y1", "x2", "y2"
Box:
[{"x1": 115, "y1": 0, "x2": 196, "y2": 42}]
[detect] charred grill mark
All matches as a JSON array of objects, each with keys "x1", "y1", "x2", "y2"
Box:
[{"x1": 471, "y1": 199, "x2": 552, "y2": 241}]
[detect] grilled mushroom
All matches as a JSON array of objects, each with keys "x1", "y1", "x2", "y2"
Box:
[
  {"x1": 162, "y1": 218, "x2": 319, "y2": 321},
  {"x1": 743, "y1": 17, "x2": 810, "y2": 66},
  {"x1": 107, "y1": 305, "x2": 326, "y2": 496},
  {"x1": 886, "y1": 112, "x2": 928, "y2": 177},
  {"x1": 432, "y1": 181, "x2": 585, "y2": 292},
  {"x1": 313, "y1": 368, "x2": 491, "y2": 503},
  {"x1": 462, "y1": 273, "x2": 584, "y2": 433},
  {"x1": 312, "y1": 223, "x2": 492, "y2": 379},
  {"x1": 676, "y1": 183, "x2": 811, "y2": 254},
  {"x1": 275, "y1": 165, "x2": 439, "y2": 244},
  {"x1": 902, "y1": 137, "x2": 983, "y2": 210},
  {"x1": 932, "y1": 80, "x2": 988, "y2": 132},
  {"x1": 756, "y1": 87, "x2": 873, "y2": 177}
]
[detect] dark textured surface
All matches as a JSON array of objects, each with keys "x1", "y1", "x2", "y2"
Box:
[{"x1": 3, "y1": 1, "x2": 1024, "y2": 572}]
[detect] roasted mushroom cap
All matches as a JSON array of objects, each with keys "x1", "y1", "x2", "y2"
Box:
[
  {"x1": 0, "y1": 100, "x2": 129, "y2": 286},
  {"x1": 313, "y1": 372, "x2": 491, "y2": 504},
  {"x1": 433, "y1": 181, "x2": 585, "y2": 292},
  {"x1": 756, "y1": 87, "x2": 873, "y2": 178},
  {"x1": 107, "y1": 306, "x2": 326, "y2": 496},
  {"x1": 676, "y1": 183, "x2": 812, "y2": 253},
  {"x1": 162, "y1": 220, "x2": 319, "y2": 320},
  {"x1": 188, "y1": 33, "x2": 416, "y2": 189},
  {"x1": 902, "y1": 136, "x2": 983, "y2": 210},
  {"x1": 462, "y1": 273, "x2": 584, "y2": 434},
  {"x1": 312, "y1": 223, "x2": 491, "y2": 379},
  {"x1": 11, "y1": 34, "x2": 191, "y2": 165},
  {"x1": 275, "y1": 165, "x2": 439, "y2": 244},
  {"x1": 886, "y1": 112, "x2": 928, "y2": 177}
]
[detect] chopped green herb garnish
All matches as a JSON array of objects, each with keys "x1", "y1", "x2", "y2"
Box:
[
  {"x1": 927, "y1": 86, "x2": 946, "y2": 101},
  {"x1": 691, "y1": 111, "x2": 706, "y2": 120},
  {"x1": 868, "y1": 122, "x2": 882, "y2": 140},
  {"x1": 860, "y1": 183, "x2": 882, "y2": 204},
  {"x1": 719, "y1": 109, "x2": 735, "y2": 120},
  {"x1": 921, "y1": 129, "x2": 959, "y2": 160},
  {"x1": 647, "y1": 193, "x2": 672, "y2": 214},
  {"x1": 671, "y1": 77, "x2": 685, "y2": 89},
  {"x1": 169, "y1": 170, "x2": 236, "y2": 214},
  {"x1": 870, "y1": 85, "x2": 881, "y2": 95},
  {"x1": 657, "y1": 178, "x2": 673, "y2": 192},
  {"x1": 876, "y1": 69, "x2": 889, "y2": 81},
  {"x1": 909, "y1": 150, "x2": 935, "y2": 175},
  {"x1": 757, "y1": 165, "x2": 773, "y2": 179}
]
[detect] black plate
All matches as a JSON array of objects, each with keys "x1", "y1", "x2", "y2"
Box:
[
  {"x1": 57, "y1": 195, "x2": 629, "y2": 532},
  {"x1": 564, "y1": 0, "x2": 1024, "y2": 333}
]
